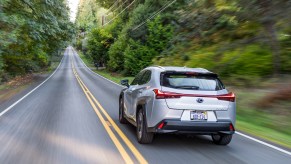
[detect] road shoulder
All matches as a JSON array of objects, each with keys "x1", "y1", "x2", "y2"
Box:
[{"x1": 0, "y1": 56, "x2": 63, "y2": 113}]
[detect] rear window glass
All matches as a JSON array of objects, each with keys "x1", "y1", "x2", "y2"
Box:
[{"x1": 161, "y1": 73, "x2": 224, "y2": 91}]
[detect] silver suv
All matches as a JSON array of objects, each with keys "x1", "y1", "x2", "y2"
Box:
[{"x1": 119, "y1": 66, "x2": 236, "y2": 145}]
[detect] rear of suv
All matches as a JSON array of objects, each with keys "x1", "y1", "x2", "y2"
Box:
[{"x1": 119, "y1": 66, "x2": 236, "y2": 145}]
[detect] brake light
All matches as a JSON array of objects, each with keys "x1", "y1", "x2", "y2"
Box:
[
  {"x1": 217, "y1": 92, "x2": 235, "y2": 102},
  {"x1": 153, "y1": 89, "x2": 181, "y2": 99},
  {"x1": 153, "y1": 89, "x2": 235, "y2": 101}
]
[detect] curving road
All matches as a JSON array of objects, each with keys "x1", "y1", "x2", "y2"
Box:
[{"x1": 0, "y1": 47, "x2": 290, "y2": 163}]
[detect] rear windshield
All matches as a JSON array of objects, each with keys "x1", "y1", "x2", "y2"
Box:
[{"x1": 161, "y1": 72, "x2": 224, "y2": 91}]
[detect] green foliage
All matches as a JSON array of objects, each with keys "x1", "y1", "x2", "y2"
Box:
[
  {"x1": 95, "y1": 0, "x2": 117, "y2": 8},
  {"x1": 0, "y1": 0, "x2": 74, "y2": 82},
  {"x1": 80, "y1": 0, "x2": 175, "y2": 75},
  {"x1": 124, "y1": 39, "x2": 154, "y2": 75},
  {"x1": 154, "y1": 0, "x2": 291, "y2": 79},
  {"x1": 108, "y1": 35, "x2": 127, "y2": 72},
  {"x1": 123, "y1": 16, "x2": 173, "y2": 75},
  {"x1": 76, "y1": 0, "x2": 104, "y2": 31},
  {"x1": 74, "y1": 0, "x2": 107, "y2": 55},
  {"x1": 106, "y1": 19, "x2": 128, "y2": 72},
  {"x1": 147, "y1": 16, "x2": 173, "y2": 55},
  {"x1": 106, "y1": 18, "x2": 127, "y2": 72},
  {"x1": 87, "y1": 28, "x2": 113, "y2": 66},
  {"x1": 219, "y1": 45, "x2": 273, "y2": 77},
  {"x1": 76, "y1": 39, "x2": 83, "y2": 51},
  {"x1": 77, "y1": 0, "x2": 291, "y2": 79}
]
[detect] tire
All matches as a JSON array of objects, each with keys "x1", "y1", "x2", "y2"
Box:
[
  {"x1": 136, "y1": 109, "x2": 154, "y2": 144},
  {"x1": 119, "y1": 97, "x2": 128, "y2": 124},
  {"x1": 211, "y1": 134, "x2": 233, "y2": 145}
]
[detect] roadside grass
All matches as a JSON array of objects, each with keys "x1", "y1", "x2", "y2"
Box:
[
  {"x1": 94, "y1": 69, "x2": 134, "y2": 84},
  {"x1": 0, "y1": 85, "x2": 29, "y2": 104},
  {"x1": 78, "y1": 51, "x2": 94, "y2": 68},
  {"x1": 0, "y1": 73, "x2": 36, "y2": 104},
  {"x1": 236, "y1": 120, "x2": 291, "y2": 148},
  {"x1": 78, "y1": 51, "x2": 134, "y2": 84},
  {"x1": 77, "y1": 50, "x2": 291, "y2": 149},
  {"x1": 0, "y1": 84, "x2": 6, "y2": 90},
  {"x1": 232, "y1": 87, "x2": 291, "y2": 149}
]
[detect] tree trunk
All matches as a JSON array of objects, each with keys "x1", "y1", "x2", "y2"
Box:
[
  {"x1": 264, "y1": 22, "x2": 281, "y2": 76},
  {"x1": 258, "y1": 0, "x2": 281, "y2": 76}
]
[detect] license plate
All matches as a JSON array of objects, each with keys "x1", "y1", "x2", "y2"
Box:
[{"x1": 190, "y1": 111, "x2": 207, "y2": 120}]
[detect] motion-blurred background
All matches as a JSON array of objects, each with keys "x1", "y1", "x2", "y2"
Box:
[{"x1": 1, "y1": 0, "x2": 291, "y2": 149}]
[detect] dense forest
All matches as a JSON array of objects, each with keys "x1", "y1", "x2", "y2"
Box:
[
  {"x1": 75, "y1": 0, "x2": 291, "y2": 84},
  {"x1": 0, "y1": 0, "x2": 74, "y2": 82}
]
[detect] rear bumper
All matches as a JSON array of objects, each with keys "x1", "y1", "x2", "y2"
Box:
[{"x1": 148, "y1": 120, "x2": 235, "y2": 135}]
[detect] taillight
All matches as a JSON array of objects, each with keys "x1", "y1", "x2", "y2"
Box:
[
  {"x1": 153, "y1": 89, "x2": 235, "y2": 101},
  {"x1": 153, "y1": 89, "x2": 181, "y2": 99},
  {"x1": 217, "y1": 92, "x2": 235, "y2": 102}
]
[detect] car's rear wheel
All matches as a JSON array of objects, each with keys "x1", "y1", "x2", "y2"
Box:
[
  {"x1": 137, "y1": 109, "x2": 154, "y2": 144},
  {"x1": 211, "y1": 134, "x2": 233, "y2": 145},
  {"x1": 119, "y1": 98, "x2": 127, "y2": 124}
]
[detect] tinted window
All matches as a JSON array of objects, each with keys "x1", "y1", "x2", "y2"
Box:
[
  {"x1": 131, "y1": 71, "x2": 145, "y2": 85},
  {"x1": 139, "y1": 70, "x2": 151, "y2": 85},
  {"x1": 161, "y1": 72, "x2": 224, "y2": 91}
]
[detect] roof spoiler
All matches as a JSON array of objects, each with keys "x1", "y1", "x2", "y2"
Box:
[{"x1": 161, "y1": 71, "x2": 218, "y2": 77}]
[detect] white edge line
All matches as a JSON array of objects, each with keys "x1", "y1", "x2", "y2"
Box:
[
  {"x1": 72, "y1": 48, "x2": 291, "y2": 157},
  {"x1": 0, "y1": 53, "x2": 65, "y2": 117},
  {"x1": 236, "y1": 132, "x2": 291, "y2": 156},
  {"x1": 72, "y1": 48, "x2": 125, "y2": 88}
]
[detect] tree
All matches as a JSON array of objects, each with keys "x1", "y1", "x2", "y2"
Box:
[
  {"x1": 76, "y1": 0, "x2": 291, "y2": 78},
  {"x1": 76, "y1": 0, "x2": 101, "y2": 31},
  {"x1": 237, "y1": 0, "x2": 291, "y2": 75},
  {"x1": 124, "y1": 16, "x2": 173, "y2": 75},
  {"x1": 0, "y1": 0, "x2": 74, "y2": 80},
  {"x1": 87, "y1": 28, "x2": 113, "y2": 67}
]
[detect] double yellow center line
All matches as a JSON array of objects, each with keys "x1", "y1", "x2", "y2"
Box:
[{"x1": 70, "y1": 55, "x2": 147, "y2": 164}]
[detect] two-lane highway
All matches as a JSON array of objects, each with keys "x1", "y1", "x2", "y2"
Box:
[
  {"x1": 0, "y1": 48, "x2": 125, "y2": 163},
  {"x1": 0, "y1": 47, "x2": 290, "y2": 163}
]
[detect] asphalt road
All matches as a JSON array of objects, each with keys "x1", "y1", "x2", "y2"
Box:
[{"x1": 0, "y1": 47, "x2": 290, "y2": 164}]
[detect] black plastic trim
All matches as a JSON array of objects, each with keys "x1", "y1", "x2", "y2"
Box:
[{"x1": 147, "y1": 120, "x2": 235, "y2": 134}]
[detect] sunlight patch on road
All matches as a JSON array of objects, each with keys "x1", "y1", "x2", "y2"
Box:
[{"x1": 43, "y1": 132, "x2": 123, "y2": 163}]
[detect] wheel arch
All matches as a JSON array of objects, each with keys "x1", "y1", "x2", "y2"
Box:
[
  {"x1": 119, "y1": 88, "x2": 126, "y2": 100},
  {"x1": 136, "y1": 99, "x2": 146, "y2": 116},
  {"x1": 136, "y1": 100, "x2": 150, "y2": 130}
]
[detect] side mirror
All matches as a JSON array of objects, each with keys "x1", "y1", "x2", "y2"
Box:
[{"x1": 120, "y1": 79, "x2": 129, "y2": 87}]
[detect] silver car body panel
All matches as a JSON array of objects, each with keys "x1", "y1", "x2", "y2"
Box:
[{"x1": 121, "y1": 66, "x2": 236, "y2": 131}]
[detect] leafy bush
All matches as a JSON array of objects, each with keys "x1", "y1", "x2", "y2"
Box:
[
  {"x1": 123, "y1": 16, "x2": 174, "y2": 75},
  {"x1": 76, "y1": 39, "x2": 83, "y2": 51},
  {"x1": 124, "y1": 39, "x2": 155, "y2": 75},
  {"x1": 218, "y1": 44, "x2": 273, "y2": 77},
  {"x1": 108, "y1": 35, "x2": 128, "y2": 72},
  {"x1": 87, "y1": 28, "x2": 113, "y2": 67}
]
